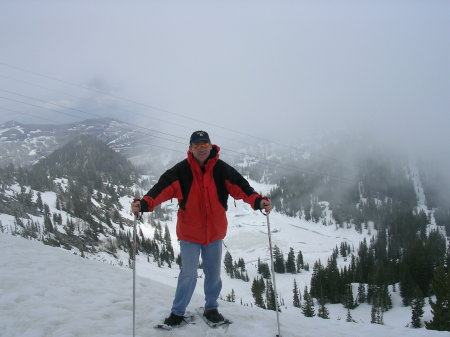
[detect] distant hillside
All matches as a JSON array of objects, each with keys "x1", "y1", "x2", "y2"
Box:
[
  {"x1": 237, "y1": 135, "x2": 450, "y2": 235},
  {"x1": 30, "y1": 134, "x2": 140, "y2": 190},
  {"x1": 0, "y1": 135, "x2": 165, "y2": 257}
]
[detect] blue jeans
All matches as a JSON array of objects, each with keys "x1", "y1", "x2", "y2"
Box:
[{"x1": 171, "y1": 239, "x2": 223, "y2": 316}]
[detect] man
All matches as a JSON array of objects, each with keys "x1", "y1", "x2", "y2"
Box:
[{"x1": 131, "y1": 130, "x2": 272, "y2": 327}]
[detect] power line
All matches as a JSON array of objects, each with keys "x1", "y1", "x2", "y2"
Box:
[
  {"x1": 0, "y1": 60, "x2": 355, "y2": 168},
  {"x1": 0, "y1": 95, "x2": 82, "y2": 121},
  {"x1": 0, "y1": 72, "x2": 247, "y2": 146},
  {"x1": 0, "y1": 89, "x2": 187, "y2": 145},
  {"x1": 0, "y1": 62, "x2": 357, "y2": 185},
  {"x1": 0, "y1": 88, "x2": 266, "y2": 157},
  {"x1": 0, "y1": 106, "x2": 58, "y2": 124},
  {"x1": 0, "y1": 98, "x2": 355, "y2": 186},
  {"x1": 0, "y1": 87, "x2": 356, "y2": 186},
  {"x1": 0, "y1": 60, "x2": 330, "y2": 156},
  {"x1": 0, "y1": 105, "x2": 186, "y2": 158},
  {"x1": 0, "y1": 73, "x2": 87, "y2": 101},
  {"x1": 0, "y1": 61, "x2": 253, "y2": 140}
]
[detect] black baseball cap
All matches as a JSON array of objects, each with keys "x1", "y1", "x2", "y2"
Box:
[{"x1": 190, "y1": 131, "x2": 210, "y2": 144}]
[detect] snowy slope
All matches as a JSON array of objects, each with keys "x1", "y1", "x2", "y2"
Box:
[
  {"x1": 408, "y1": 160, "x2": 445, "y2": 237},
  {"x1": 1, "y1": 234, "x2": 448, "y2": 337},
  {"x1": 1, "y1": 175, "x2": 446, "y2": 336}
]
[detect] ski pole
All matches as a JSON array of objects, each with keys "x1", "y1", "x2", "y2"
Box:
[
  {"x1": 132, "y1": 198, "x2": 139, "y2": 337},
  {"x1": 265, "y1": 212, "x2": 282, "y2": 337}
]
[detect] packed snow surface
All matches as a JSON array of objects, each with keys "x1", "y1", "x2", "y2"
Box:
[{"x1": 1, "y1": 234, "x2": 447, "y2": 337}]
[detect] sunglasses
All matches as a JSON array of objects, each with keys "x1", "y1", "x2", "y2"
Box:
[{"x1": 192, "y1": 143, "x2": 210, "y2": 149}]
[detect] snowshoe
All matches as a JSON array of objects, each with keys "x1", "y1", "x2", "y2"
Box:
[
  {"x1": 154, "y1": 312, "x2": 195, "y2": 331},
  {"x1": 197, "y1": 307, "x2": 232, "y2": 328}
]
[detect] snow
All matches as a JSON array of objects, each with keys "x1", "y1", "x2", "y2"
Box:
[
  {"x1": 0, "y1": 234, "x2": 447, "y2": 337},
  {"x1": 408, "y1": 161, "x2": 445, "y2": 236},
  {"x1": 409, "y1": 160, "x2": 427, "y2": 213},
  {"x1": 0, "y1": 125, "x2": 25, "y2": 134},
  {"x1": 1, "y1": 174, "x2": 447, "y2": 337}
]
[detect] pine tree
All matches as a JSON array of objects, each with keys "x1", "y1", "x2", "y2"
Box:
[
  {"x1": 226, "y1": 289, "x2": 236, "y2": 303},
  {"x1": 296, "y1": 250, "x2": 304, "y2": 272},
  {"x1": 293, "y1": 279, "x2": 301, "y2": 308},
  {"x1": 44, "y1": 213, "x2": 54, "y2": 233},
  {"x1": 357, "y1": 283, "x2": 366, "y2": 304},
  {"x1": 325, "y1": 255, "x2": 342, "y2": 304},
  {"x1": 377, "y1": 306, "x2": 384, "y2": 325},
  {"x1": 286, "y1": 247, "x2": 297, "y2": 273},
  {"x1": 343, "y1": 283, "x2": 357, "y2": 309},
  {"x1": 258, "y1": 260, "x2": 271, "y2": 279},
  {"x1": 410, "y1": 287, "x2": 425, "y2": 328},
  {"x1": 273, "y1": 245, "x2": 285, "y2": 273},
  {"x1": 311, "y1": 200, "x2": 321, "y2": 223},
  {"x1": 266, "y1": 280, "x2": 277, "y2": 311},
  {"x1": 251, "y1": 277, "x2": 265, "y2": 309},
  {"x1": 302, "y1": 286, "x2": 315, "y2": 317},
  {"x1": 54, "y1": 193, "x2": 61, "y2": 210},
  {"x1": 163, "y1": 225, "x2": 174, "y2": 262},
  {"x1": 367, "y1": 284, "x2": 375, "y2": 304},
  {"x1": 400, "y1": 266, "x2": 415, "y2": 306},
  {"x1": 425, "y1": 265, "x2": 450, "y2": 331},
  {"x1": 237, "y1": 257, "x2": 246, "y2": 271},
  {"x1": 36, "y1": 192, "x2": 43, "y2": 210},
  {"x1": 380, "y1": 285, "x2": 392, "y2": 311},
  {"x1": 224, "y1": 251, "x2": 234, "y2": 277},
  {"x1": 346, "y1": 309, "x2": 354, "y2": 323},
  {"x1": 371, "y1": 303, "x2": 383, "y2": 325},
  {"x1": 317, "y1": 295, "x2": 330, "y2": 319},
  {"x1": 176, "y1": 253, "x2": 182, "y2": 267},
  {"x1": 370, "y1": 284, "x2": 391, "y2": 313},
  {"x1": 310, "y1": 260, "x2": 324, "y2": 300},
  {"x1": 65, "y1": 216, "x2": 75, "y2": 235}
]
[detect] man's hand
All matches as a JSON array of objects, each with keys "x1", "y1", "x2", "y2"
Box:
[
  {"x1": 260, "y1": 197, "x2": 272, "y2": 213},
  {"x1": 131, "y1": 199, "x2": 141, "y2": 215}
]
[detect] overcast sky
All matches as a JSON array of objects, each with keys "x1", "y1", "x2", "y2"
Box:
[{"x1": 0, "y1": 0, "x2": 449, "y2": 163}]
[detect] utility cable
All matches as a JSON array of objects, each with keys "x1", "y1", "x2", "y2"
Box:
[
  {"x1": 0, "y1": 60, "x2": 347, "y2": 162},
  {"x1": 1, "y1": 97, "x2": 355, "y2": 186}
]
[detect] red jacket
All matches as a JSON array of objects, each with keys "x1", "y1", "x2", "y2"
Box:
[{"x1": 140, "y1": 145, "x2": 262, "y2": 245}]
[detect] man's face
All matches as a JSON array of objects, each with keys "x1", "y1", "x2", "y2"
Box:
[{"x1": 190, "y1": 142, "x2": 212, "y2": 165}]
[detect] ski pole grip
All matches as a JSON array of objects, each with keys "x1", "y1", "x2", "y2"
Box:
[
  {"x1": 133, "y1": 198, "x2": 140, "y2": 217},
  {"x1": 260, "y1": 196, "x2": 270, "y2": 215}
]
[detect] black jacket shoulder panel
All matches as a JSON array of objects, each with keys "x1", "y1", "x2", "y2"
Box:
[
  {"x1": 213, "y1": 160, "x2": 229, "y2": 210},
  {"x1": 176, "y1": 159, "x2": 193, "y2": 210},
  {"x1": 219, "y1": 160, "x2": 257, "y2": 196},
  {"x1": 145, "y1": 159, "x2": 193, "y2": 209}
]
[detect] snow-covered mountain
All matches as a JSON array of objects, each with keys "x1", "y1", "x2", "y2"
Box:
[
  {"x1": 1, "y1": 233, "x2": 448, "y2": 337},
  {"x1": 0, "y1": 118, "x2": 164, "y2": 169}
]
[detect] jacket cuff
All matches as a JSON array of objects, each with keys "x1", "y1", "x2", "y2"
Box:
[
  {"x1": 253, "y1": 197, "x2": 263, "y2": 210},
  {"x1": 140, "y1": 199, "x2": 149, "y2": 212}
]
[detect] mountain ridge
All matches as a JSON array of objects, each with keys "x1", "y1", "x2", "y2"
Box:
[{"x1": 0, "y1": 118, "x2": 146, "y2": 168}]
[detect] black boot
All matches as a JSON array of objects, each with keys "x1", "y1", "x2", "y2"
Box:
[
  {"x1": 163, "y1": 312, "x2": 185, "y2": 327},
  {"x1": 203, "y1": 308, "x2": 225, "y2": 323}
]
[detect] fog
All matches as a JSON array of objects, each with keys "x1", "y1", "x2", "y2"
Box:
[{"x1": 0, "y1": 0, "x2": 449, "y2": 174}]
